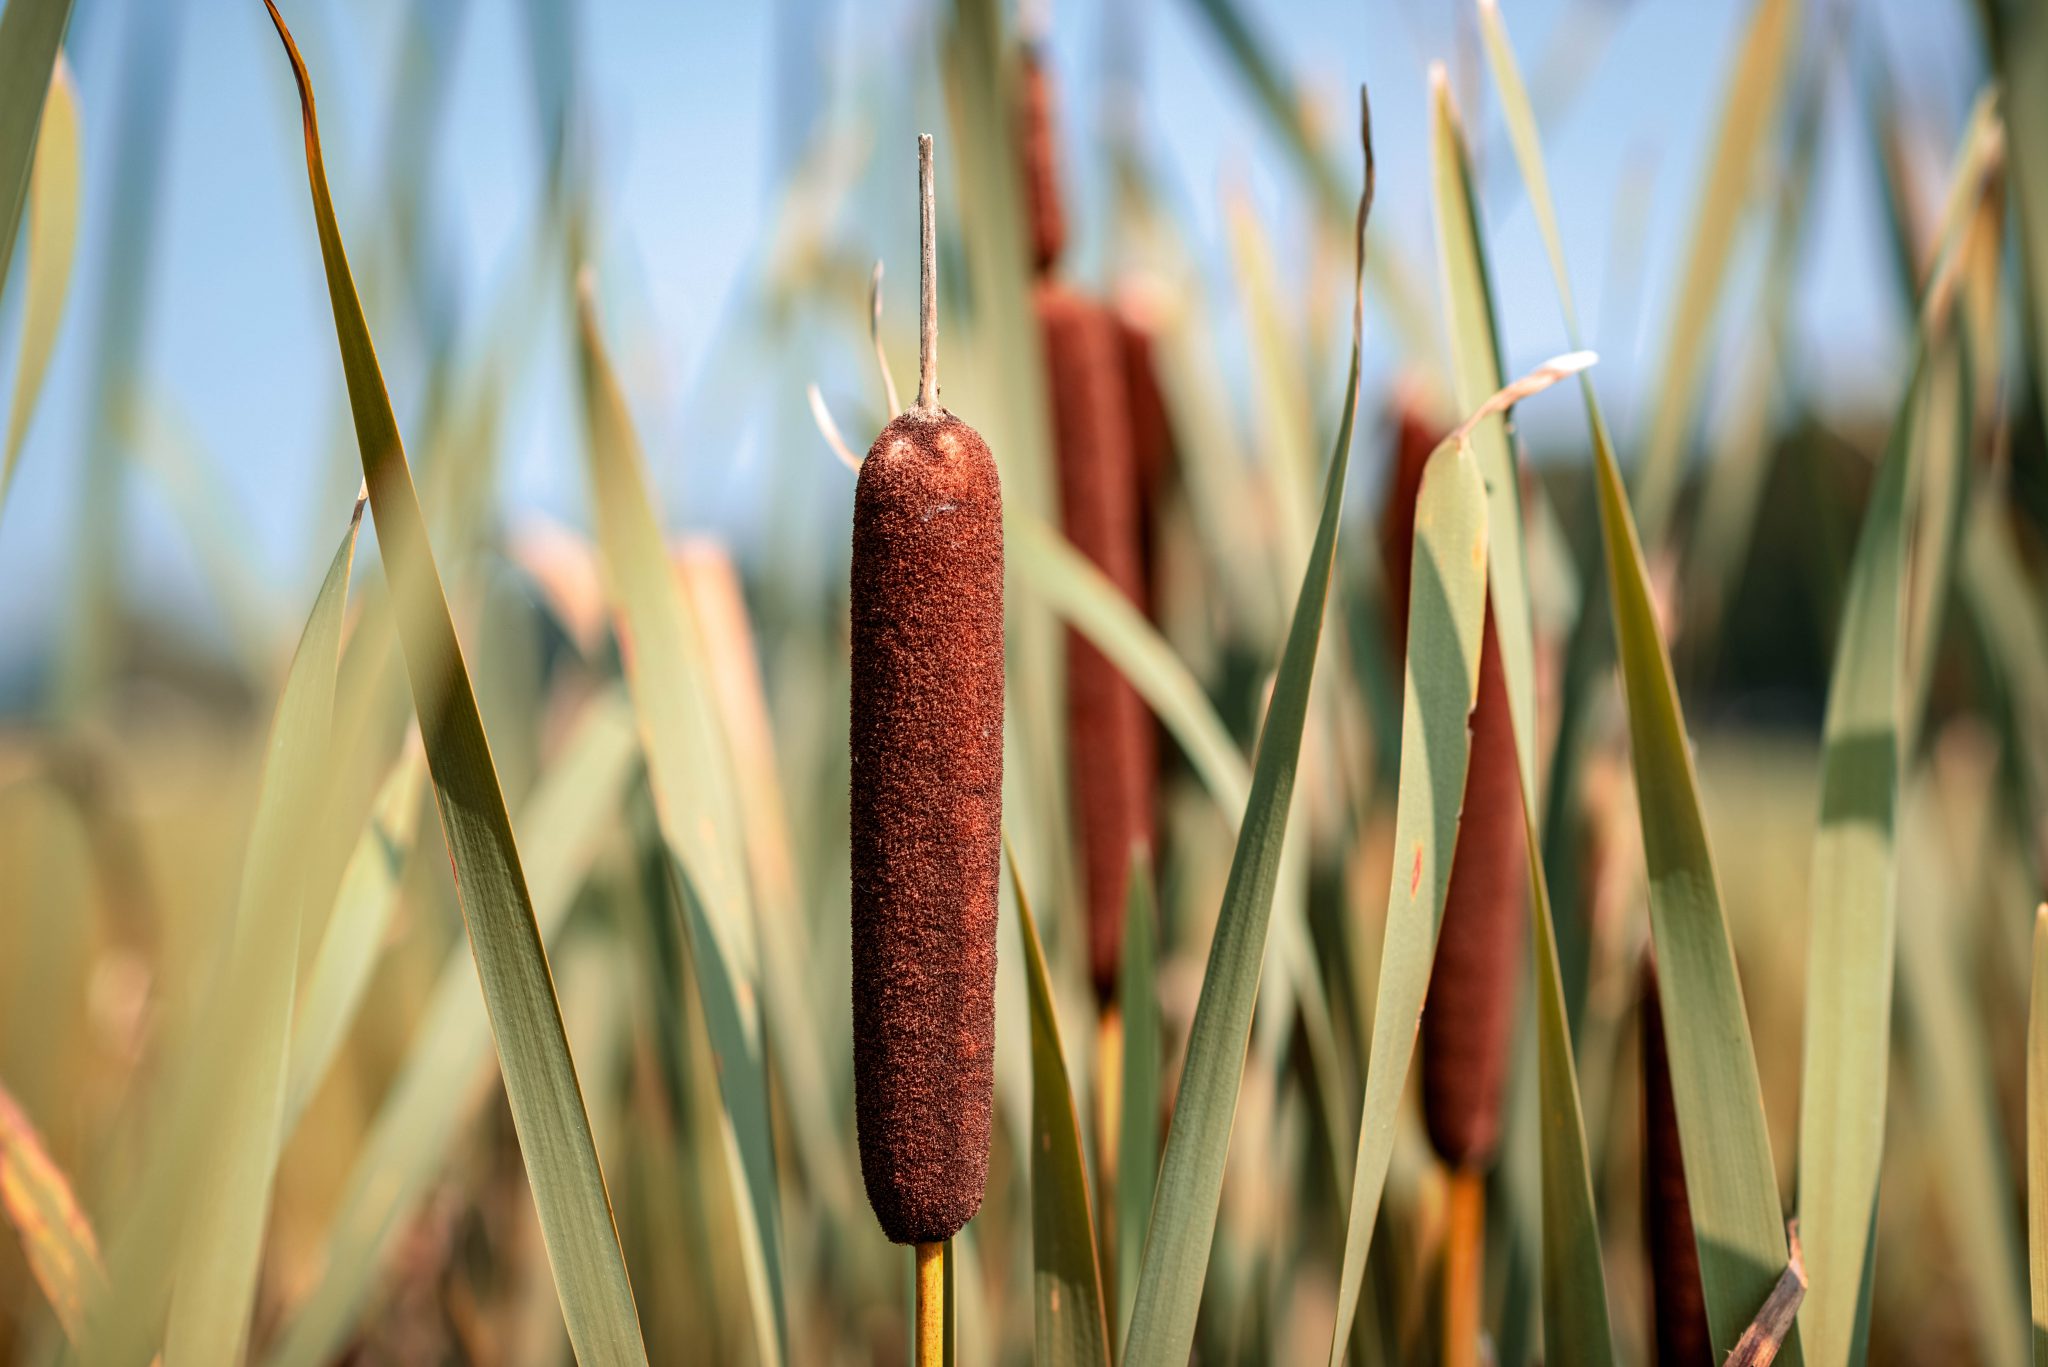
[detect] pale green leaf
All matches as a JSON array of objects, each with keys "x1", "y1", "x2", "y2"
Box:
[
  {"x1": 162, "y1": 496, "x2": 362, "y2": 1367},
  {"x1": 1326, "y1": 438, "x2": 1490, "y2": 1364},
  {"x1": 283, "y1": 743, "x2": 427, "y2": 1131},
  {"x1": 1009, "y1": 511, "x2": 1248, "y2": 814},
  {"x1": 0, "y1": 0, "x2": 71, "y2": 297},
  {"x1": 1115, "y1": 855, "x2": 1160, "y2": 1349},
  {"x1": 1631, "y1": 0, "x2": 1800, "y2": 547},
  {"x1": 1592, "y1": 391, "x2": 1797, "y2": 1361},
  {"x1": 1008, "y1": 842, "x2": 1113, "y2": 1367},
  {"x1": 1, "y1": 55, "x2": 78, "y2": 512},
  {"x1": 263, "y1": 9, "x2": 645, "y2": 1362},
  {"x1": 1442, "y1": 23, "x2": 1615, "y2": 1357},
  {"x1": 265, "y1": 695, "x2": 642, "y2": 1367},
  {"x1": 1121, "y1": 118, "x2": 1366, "y2": 1361},
  {"x1": 575, "y1": 281, "x2": 785, "y2": 1363},
  {"x1": 1477, "y1": 14, "x2": 1801, "y2": 1355}
]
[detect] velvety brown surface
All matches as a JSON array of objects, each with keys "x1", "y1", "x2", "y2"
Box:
[
  {"x1": 1377, "y1": 397, "x2": 1441, "y2": 646},
  {"x1": 1018, "y1": 48, "x2": 1066, "y2": 275},
  {"x1": 1642, "y1": 962, "x2": 1714, "y2": 1367},
  {"x1": 1039, "y1": 283, "x2": 1155, "y2": 1001},
  {"x1": 1419, "y1": 604, "x2": 1525, "y2": 1168},
  {"x1": 850, "y1": 409, "x2": 1004, "y2": 1245},
  {"x1": 1115, "y1": 309, "x2": 1174, "y2": 619},
  {"x1": 1380, "y1": 399, "x2": 1525, "y2": 1170}
]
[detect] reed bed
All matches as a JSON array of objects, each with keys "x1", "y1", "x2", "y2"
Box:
[{"x1": 0, "y1": 1, "x2": 2042, "y2": 1365}]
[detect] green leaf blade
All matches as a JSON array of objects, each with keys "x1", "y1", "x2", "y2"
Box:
[
  {"x1": 574, "y1": 282, "x2": 786, "y2": 1363},
  {"x1": 1592, "y1": 401, "x2": 1797, "y2": 1362},
  {"x1": 1116, "y1": 856, "x2": 1160, "y2": 1349},
  {"x1": 1631, "y1": 0, "x2": 1800, "y2": 547},
  {"x1": 1792, "y1": 328, "x2": 1919, "y2": 1367},
  {"x1": 262, "y1": 10, "x2": 646, "y2": 1363},
  {"x1": 0, "y1": 0, "x2": 72, "y2": 298},
  {"x1": 1, "y1": 54, "x2": 78, "y2": 513},
  {"x1": 1325, "y1": 438, "x2": 1490, "y2": 1363},
  {"x1": 265, "y1": 697, "x2": 641, "y2": 1367},
  {"x1": 1121, "y1": 232, "x2": 1362, "y2": 1367},
  {"x1": 162, "y1": 498, "x2": 362, "y2": 1367},
  {"x1": 1444, "y1": 21, "x2": 1616, "y2": 1357},
  {"x1": 283, "y1": 745, "x2": 427, "y2": 1132},
  {"x1": 1008, "y1": 844, "x2": 1114, "y2": 1367}
]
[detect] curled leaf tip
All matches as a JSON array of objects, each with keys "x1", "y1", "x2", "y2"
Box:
[{"x1": 806, "y1": 384, "x2": 860, "y2": 473}]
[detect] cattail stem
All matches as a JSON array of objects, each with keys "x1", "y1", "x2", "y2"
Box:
[
  {"x1": 1095, "y1": 1001, "x2": 1125, "y2": 1306},
  {"x1": 915, "y1": 1241, "x2": 944, "y2": 1365},
  {"x1": 917, "y1": 133, "x2": 937, "y2": 411},
  {"x1": 1441, "y1": 1169, "x2": 1485, "y2": 1367}
]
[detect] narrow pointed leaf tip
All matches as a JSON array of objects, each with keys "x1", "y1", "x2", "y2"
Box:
[{"x1": 1120, "y1": 86, "x2": 1371, "y2": 1367}]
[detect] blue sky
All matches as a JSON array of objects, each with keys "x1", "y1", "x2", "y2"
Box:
[{"x1": 0, "y1": 0, "x2": 1987, "y2": 667}]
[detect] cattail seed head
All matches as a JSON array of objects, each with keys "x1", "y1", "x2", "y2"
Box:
[
  {"x1": 1113, "y1": 299, "x2": 1175, "y2": 618},
  {"x1": 1018, "y1": 45, "x2": 1066, "y2": 277},
  {"x1": 1641, "y1": 959, "x2": 1713, "y2": 1367},
  {"x1": 1418, "y1": 606, "x2": 1524, "y2": 1168},
  {"x1": 850, "y1": 407, "x2": 1004, "y2": 1246},
  {"x1": 1382, "y1": 393, "x2": 1526, "y2": 1171},
  {"x1": 1038, "y1": 281, "x2": 1155, "y2": 1001}
]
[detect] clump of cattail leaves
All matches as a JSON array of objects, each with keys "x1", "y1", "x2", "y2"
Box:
[{"x1": 849, "y1": 135, "x2": 1003, "y2": 1256}]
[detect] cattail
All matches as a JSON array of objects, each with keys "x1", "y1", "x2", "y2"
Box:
[
  {"x1": 850, "y1": 135, "x2": 1003, "y2": 1251},
  {"x1": 1019, "y1": 44, "x2": 1066, "y2": 276},
  {"x1": 1113, "y1": 296, "x2": 1175, "y2": 621},
  {"x1": 1641, "y1": 960, "x2": 1713, "y2": 1367},
  {"x1": 1020, "y1": 47, "x2": 1156, "y2": 1002},
  {"x1": 1380, "y1": 391, "x2": 1526, "y2": 1170},
  {"x1": 1039, "y1": 281, "x2": 1155, "y2": 1001}
]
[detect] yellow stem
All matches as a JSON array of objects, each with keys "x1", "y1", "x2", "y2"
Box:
[
  {"x1": 1096, "y1": 1002, "x2": 1124, "y2": 1311},
  {"x1": 1442, "y1": 1169, "x2": 1485, "y2": 1367},
  {"x1": 915, "y1": 1240, "x2": 945, "y2": 1366}
]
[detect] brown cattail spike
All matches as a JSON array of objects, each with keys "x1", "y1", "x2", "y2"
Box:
[
  {"x1": 851, "y1": 406, "x2": 1004, "y2": 1245},
  {"x1": 1642, "y1": 960, "x2": 1713, "y2": 1367},
  {"x1": 849, "y1": 138, "x2": 1003, "y2": 1249},
  {"x1": 1419, "y1": 606, "x2": 1524, "y2": 1166},
  {"x1": 1382, "y1": 394, "x2": 1526, "y2": 1171},
  {"x1": 1019, "y1": 44, "x2": 1066, "y2": 275},
  {"x1": 1113, "y1": 298, "x2": 1175, "y2": 618},
  {"x1": 1038, "y1": 281, "x2": 1154, "y2": 1001}
]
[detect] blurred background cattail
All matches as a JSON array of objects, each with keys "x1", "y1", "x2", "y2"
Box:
[{"x1": 1021, "y1": 46, "x2": 1156, "y2": 1006}]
